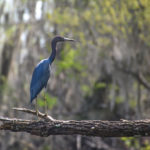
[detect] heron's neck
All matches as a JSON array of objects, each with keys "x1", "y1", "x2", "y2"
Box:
[{"x1": 49, "y1": 41, "x2": 56, "y2": 64}]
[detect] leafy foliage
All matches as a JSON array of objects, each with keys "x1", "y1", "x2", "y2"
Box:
[
  {"x1": 121, "y1": 137, "x2": 150, "y2": 150},
  {"x1": 56, "y1": 44, "x2": 83, "y2": 76},
  {"x1": 1, "y1": 0, "x2": 150, "y2": 149}
]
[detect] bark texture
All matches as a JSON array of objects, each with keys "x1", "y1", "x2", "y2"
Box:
[{"x1": 0, "y1": 108, "x2": 150, "y2": 137}]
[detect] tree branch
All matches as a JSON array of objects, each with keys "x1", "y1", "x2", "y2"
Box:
[
  {"x1": 0, "y1": 108, "x2": 150, "y2": 137},
  {"x1": 116, "y1": 66, "x2": 150, "y2": 90},
  {"x1": 12, "y1": 107, "x2": 55, "y2": 121}
]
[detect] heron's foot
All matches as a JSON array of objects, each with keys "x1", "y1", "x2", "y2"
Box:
[{"x1": 43, "y1": 113, "x2": 55, "y2": 121}]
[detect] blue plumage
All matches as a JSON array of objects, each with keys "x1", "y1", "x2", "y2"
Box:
[
  {"x1": 30, "y1": 36, "x2": 74, "y2": 105},
  {"x1": 30, "y1": 59, "x2": 50, "y2": 103}
]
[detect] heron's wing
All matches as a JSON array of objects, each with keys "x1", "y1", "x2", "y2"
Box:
[{"x1": 30, "y1": 60, "x2": 50, "y2": 102}]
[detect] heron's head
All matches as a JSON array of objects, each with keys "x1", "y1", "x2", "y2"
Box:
[{"x1": 52, "y1": 36, "x2": 75, "y2": 43}]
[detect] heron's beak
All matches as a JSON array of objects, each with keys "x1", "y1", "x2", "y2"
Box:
[{"x1": 64, "y1": 37, "x2": 75, "y2": 42}]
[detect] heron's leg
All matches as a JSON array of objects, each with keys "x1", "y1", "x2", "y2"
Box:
[
  {"x1": 36, "y1": 97, "x2": 39, "y2": 119},
  {"x1": 44, "y1": 90, "x2": 48, "y2": 116}
]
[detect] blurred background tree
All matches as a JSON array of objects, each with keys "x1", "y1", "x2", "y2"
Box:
[{"x1": 0, "y1": 0, "x2": 150, "y2": 149}]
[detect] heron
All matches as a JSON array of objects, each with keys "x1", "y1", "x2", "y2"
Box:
[{"x1": 30, "y1": 36, "x2": 74, "y2": 116}]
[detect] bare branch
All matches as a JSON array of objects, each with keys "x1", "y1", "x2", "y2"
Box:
[
  {"x1": 0, "y1": 108, "x2": 150, "y2": 137},
  {"x1": 12, "y1": 107, "x2": 55, "y2": 121},
  {"x1": 116, "y1": 66, "x2": 150, "y2": 90}
]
